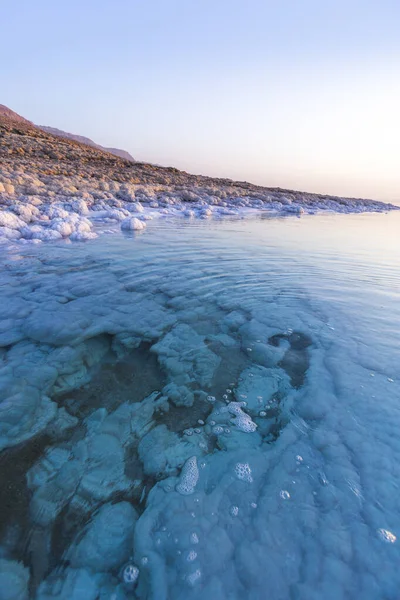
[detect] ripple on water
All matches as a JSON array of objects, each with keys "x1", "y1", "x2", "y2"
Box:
[{"x1": 1, "y1": 212, "x2": 400, "y2": 599}]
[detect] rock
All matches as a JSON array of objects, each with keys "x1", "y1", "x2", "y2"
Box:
[
  {"x1": 0, "y1": 559, "x2": 30, "y2": 600},
  {"x1": 66, "y1": 502, "x2": 138, "y2": 571}
]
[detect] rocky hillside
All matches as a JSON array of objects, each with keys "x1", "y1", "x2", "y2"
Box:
[
  {"x1": 0, "y1": 104, "x2": 32, "y2": 125},
  {"x1": 0, "y1": 103, "x2": 396, "y2": 235}
]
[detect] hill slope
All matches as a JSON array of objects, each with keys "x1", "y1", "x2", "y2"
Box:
[
  {"x1": 0, "y1": 103, "x2": 396, "y2": 227},
  {"x1": 0, "y1": 104, "x2": 32, "y2": 125}
]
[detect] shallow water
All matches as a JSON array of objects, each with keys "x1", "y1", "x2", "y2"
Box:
[{"x1": 0, "y1": 211, "x2": 400, "y2": 599}]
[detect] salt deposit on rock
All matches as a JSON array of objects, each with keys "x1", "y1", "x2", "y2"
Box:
[
  {"x1": 26, "y1": 394, "x2": 161, "y2": 527},
  {"x1": 0, "y1": 115, "x2": 398, "y2": 246},
  {"x1": 0, "y1": 389, "x2": 57, "y2": 450},
  {"x1": 225, "y1": 402, "x2": 257, "y2": 433},
  {"x1": 0, "y1": 226, "x2": 21, "y2": 240},
  {"x1": 151, "y1": 324, "x2": 220, "y2": 407},
  {"x1": 176, "y1": 456, "x2": 200, "y2": 495},
  {"x1": 234, "y1": 365, "x2": 290, "y2": 413},
  {"x1": 121, "y1": 216, "x2": 146, "y2": 231},
  {"x1": 0, "y1": 210, "x2": 25, "y2": 229},
  {"x1": 139, "y1": 425, "x2": 206, "y2": 477},
  {"x1": 0, "y1": 180, "x2": 396, "y2": 245}
]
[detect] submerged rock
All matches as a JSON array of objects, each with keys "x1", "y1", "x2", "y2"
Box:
[
  {"x1": 66, "y1": 502, "x2": 138, "y2": 571},
  {"x1": 0, "y1": 559, "x2": 30, "y2": 600}
]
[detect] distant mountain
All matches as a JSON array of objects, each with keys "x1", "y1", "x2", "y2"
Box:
[
  {"x1": 38, "y1": 125, "x2": 135, "y2": 162},
  {"x1": 104, "y1": 147, "x2": 135, "y2": 161}
]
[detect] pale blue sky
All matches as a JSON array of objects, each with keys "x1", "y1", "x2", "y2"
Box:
[{"x1": 2, "y1": 1, "x2": 399, "y2": 201}]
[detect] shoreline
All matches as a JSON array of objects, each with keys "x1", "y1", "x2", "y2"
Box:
[
  {"x1": 1, "y1": 185, "x2": 398, "y2": 246},
  {"x1": 1, "y1": 114, "x2": 398, "y2": 246}
]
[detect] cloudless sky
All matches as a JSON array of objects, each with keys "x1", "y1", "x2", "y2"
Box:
[{"x1": 2, "y1": 0, "x2": 400, "y2": 201}]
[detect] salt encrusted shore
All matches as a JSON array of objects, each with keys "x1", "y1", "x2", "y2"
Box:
[
  {"x1": 0, "y1": 169, "x2": 397, "y2": 245},
  {"x1": 0, "y1": 110, "x2": 398, "y2": 245},
  {"x1": 2, "y1": 108, "x2": 400, "y2": 600}
]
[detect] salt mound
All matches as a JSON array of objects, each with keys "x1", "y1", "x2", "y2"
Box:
[
  {"x1": 0, "y1": 210, "x2": 24, "y2": 229},
  {"x1": 121, "y1": 217, "x2": 146, "y2": 231}
]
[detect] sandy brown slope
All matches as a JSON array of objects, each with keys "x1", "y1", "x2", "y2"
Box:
[
  {"x1": 0, "y1": 109, "x2": 319, "y2": 196},
  {"x1": 0, "y1": 107, "x2": 394, "y2": 211}
]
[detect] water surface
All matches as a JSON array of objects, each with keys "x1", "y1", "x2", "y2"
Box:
[{"x1": 0, "y1": 211, "x2": 399, "y2": 599}]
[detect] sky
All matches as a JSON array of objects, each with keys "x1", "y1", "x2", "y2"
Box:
[{"x1": 2, "y1": 0, "x2": 400, "y2": 201}]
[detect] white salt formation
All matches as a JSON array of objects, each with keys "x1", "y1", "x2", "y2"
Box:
[
  {"x1": 235, "y1": 462, "x2": 253, "y2": 483},
  {"x1": 120, "y1": 216, "x2": 146, "y2": 231},
  {"x1": 225, "y1": 402, "x2": 257, "y2": 433},
  {"x1": 0, "y1": 107, "x2": 398, "y2": 246},
  {"x1": 176, "y1": 456, "x2": 200, "y2": 495},
  {"x1": 122, "y1": 564, "x2": 140, "y2": 585}
]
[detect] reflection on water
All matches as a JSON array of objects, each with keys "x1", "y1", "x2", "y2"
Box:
[{"x1": 0, "y1": 211, "x2": 400, "y2": 599}]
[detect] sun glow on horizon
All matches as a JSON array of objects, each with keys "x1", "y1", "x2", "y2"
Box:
[{"x1": 1, "y1": 0, "x2": 399, "y2": 202}]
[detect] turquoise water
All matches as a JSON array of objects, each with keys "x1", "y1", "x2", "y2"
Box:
[{"x1": 0, "y1": 211, "x2": 399, "y2": 599}]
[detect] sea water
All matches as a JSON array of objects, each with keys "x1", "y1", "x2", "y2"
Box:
[{"x1": 0, "y1": 211, "x2": 399, "y2": 599}]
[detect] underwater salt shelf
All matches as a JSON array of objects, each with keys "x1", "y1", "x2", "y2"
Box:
[{"x1": 1, "y1": 212, "x2": 400, "y2": 599}]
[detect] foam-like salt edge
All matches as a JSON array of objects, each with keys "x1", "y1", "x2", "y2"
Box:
[
  {"x1": 176, "y1": 456, "x2": 200, "y2": 495},
  {"x1": 0, "y1": 174, "x2": 398, "y2": 246}
]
